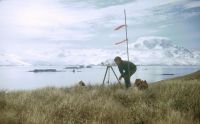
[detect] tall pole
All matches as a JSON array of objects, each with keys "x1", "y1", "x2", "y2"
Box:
[{"x1": 124, "y1": 9, "x2": 130, "y2": 80}]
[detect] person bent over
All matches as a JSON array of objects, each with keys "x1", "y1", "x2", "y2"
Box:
[{"x1": 114, "y1": 56, "x2": 137, "y2": 88}]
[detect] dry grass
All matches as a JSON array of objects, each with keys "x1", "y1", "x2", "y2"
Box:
[{"x1": 0, "y1": 70, "x2": 200, "y2": 124}]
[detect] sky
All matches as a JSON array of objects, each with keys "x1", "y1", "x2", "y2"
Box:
[{"x1": 0, "y1": 0, "x2": 200, "y2": 53}]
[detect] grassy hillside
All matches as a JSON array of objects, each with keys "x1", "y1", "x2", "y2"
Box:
[{"x1": 0, "y1": 70, "x2": 200, "y2": 124}]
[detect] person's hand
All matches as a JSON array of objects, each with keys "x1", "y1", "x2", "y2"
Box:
[{"x1": 119, "y1": 76, "x2": 123, "y2": 80}]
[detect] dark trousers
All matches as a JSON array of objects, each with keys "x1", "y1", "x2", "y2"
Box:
[
  {"x1": 124, "y1": 75, "x2": 131, "y2": 88},
  {"x1": 123, "y1": 70, "x2": 136, "y2": 88}
]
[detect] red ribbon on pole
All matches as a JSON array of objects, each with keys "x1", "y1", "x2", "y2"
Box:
[
  {"x1": 115, "y1": 39, "x2": 127, "y2": 45},
  {"x1": 114, "y1": 24, "x2": 126, "y2": 30}
]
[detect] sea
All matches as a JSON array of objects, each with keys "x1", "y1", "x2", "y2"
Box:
[{"x1": 0, "y1": 65, "x2": 199, "y2": 90}]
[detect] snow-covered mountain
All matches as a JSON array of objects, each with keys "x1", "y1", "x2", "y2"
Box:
[
  {"x1": 0, "y1": 36, "x2": 200, "y2": 66},
  {"x1": 127, "y1": 36, "x2": 199, "y2": 65}
]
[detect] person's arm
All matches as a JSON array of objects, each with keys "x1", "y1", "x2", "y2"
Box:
[{"x1": 118, "y1": 66, "x2": 125, "y2": 78}]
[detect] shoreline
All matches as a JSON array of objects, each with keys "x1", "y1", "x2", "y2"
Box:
[{"x1": 0, "y1": 70, "x2": 200, "y2": 124}]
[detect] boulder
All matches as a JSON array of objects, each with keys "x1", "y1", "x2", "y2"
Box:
[{"x1": 79, "y1": 80, "x2": 86, "y2": 86}]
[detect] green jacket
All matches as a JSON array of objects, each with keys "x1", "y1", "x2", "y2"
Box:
[{"x1": 118, "y1": 61, "x2": 137, "y2": 77}]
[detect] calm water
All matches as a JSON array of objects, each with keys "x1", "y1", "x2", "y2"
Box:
[{"x1": 0, "y1": 65, "x2": 199, "y2": 90}]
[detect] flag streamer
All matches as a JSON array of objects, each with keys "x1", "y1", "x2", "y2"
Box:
[
  {"x1": 114, "y1": 24, "x2": 126, "y2": 30},
  {"x1": 115, "y1": 39, "x2": 127, "y2": 45}
]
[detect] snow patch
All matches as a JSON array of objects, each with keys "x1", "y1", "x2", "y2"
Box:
[{"x1": 0, "y1": 36, "x2": 200, "y2": 66}]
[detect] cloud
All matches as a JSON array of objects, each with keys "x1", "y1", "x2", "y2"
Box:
[
  {"x1": 0, "y1": 0, "x2": 98, "y2": 44},
  {"x1": 1, "y1": 36, "x2": 200, "y2": 65},
  {"x1": 0, "y1": 0, "x2": 200, "y2": 52},
  {"x1": 184, "y1": 1, "x2": 200, "y2": 9}
]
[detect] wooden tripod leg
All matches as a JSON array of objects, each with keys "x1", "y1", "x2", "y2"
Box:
[
  {"x1": 102, "y1": 66, "x2": 109, "y2": 85},
  {"x1": 111, "y1": 66, "x2": 121, "y2": 84}
]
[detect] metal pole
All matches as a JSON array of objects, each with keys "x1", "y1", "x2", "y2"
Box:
[{"x1": 124, "y1": 9, "x2": 130, "y2": 80}]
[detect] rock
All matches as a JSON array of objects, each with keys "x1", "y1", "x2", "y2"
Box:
[{"x1": 79, "y1": 80, "x2": 86, "y2": 86}]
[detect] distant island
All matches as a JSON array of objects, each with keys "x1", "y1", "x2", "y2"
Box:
[
  {"x1": 64, "y1": 65, "x2": 92, "y2": 69},
  {"x1": 29, "y1": 69, "x2": 59, "y2": 72},
  {"x1": 28, "y1": 65, "x2": 93, "y2": 73}
]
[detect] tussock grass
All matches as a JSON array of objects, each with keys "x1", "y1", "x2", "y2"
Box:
[{"x1": 0, "y1": 70, "x2": 200, "y2": 124}]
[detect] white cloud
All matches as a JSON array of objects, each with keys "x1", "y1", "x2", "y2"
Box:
[
  {"x1": 182, "y1": 11, "x2": 200, "y2": 19},
  {"x1": 0, "y1": 0, "x2": 199, "y2": 52},
  {"x1": 0, "y1": 0, "x2": 99, "y2": 43},
  {"x1": 1, "y1": 36, "x2": 199, "y2": 66},
  {"x1": 184, "y1": 1, "x2": 200, "y2": 9}
]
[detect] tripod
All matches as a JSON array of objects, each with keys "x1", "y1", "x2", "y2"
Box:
[{"x1": 102, "y1": 65, "x2": 121, "y2": 85}]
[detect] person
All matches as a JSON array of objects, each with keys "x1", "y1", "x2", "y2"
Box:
[{"x1": 114, "y1": 56, "x2": 137, "y2": 88}]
